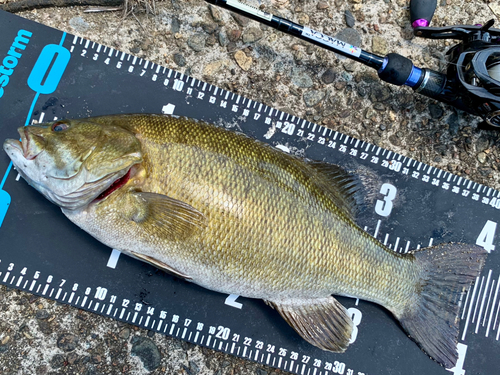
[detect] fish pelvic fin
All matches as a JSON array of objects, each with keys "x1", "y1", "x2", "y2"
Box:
[
  {"x1": 130, "y1": 251, "x2": 192, "y2": 280},
  {"x1": 398, "y1": 243, "x2": 487, "y2": 368},
  {"x1": 266, "y1": 296, "x2": 353, "y2": 352}
]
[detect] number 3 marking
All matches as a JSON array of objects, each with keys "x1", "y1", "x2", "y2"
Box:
[{"x1": 375, "y1": 183, "x2": 397, "y2": 217}]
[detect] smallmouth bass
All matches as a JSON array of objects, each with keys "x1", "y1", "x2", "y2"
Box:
[{"x1": 3, "y1": 114, "x2": 487, "y2": 368}]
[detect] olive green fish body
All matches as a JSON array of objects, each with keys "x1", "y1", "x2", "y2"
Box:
[
  {"x1": 65, "y1": 115, "x2": 414, "y2": 309},
  {"x1": 3, "y1": 114, "x2": 487, "y2": 368}
]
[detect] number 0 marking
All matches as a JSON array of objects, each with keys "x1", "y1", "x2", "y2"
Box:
[{"x1": 374, "y1": 183, "x2": 397, "y2": 217}]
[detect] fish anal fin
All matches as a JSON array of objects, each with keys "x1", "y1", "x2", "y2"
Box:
[
  {"x1": 266, "y1": 296, "x2": 353, "y2": 352},
  {"x1": 130, "y1": 251, "x2": 192, "y2": 280},
  {"x1": 130, "y1": 191, "x2": 207, "y2": 241}
]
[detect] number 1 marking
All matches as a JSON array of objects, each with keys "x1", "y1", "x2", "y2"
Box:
[
  {"x1": 106, "y1": 249, "x2": 121, "y2": 269},
  {"x1": 446, "y1": 343, "x2": 467, "y2": 375}
]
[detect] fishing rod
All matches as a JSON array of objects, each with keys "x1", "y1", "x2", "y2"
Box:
[{"x1": 205, "y1": 0, "x2": 500, "y2": 128}]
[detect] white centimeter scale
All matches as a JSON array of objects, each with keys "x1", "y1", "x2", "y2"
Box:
[{"x1": 0, "y1": 12, "x2": 499, "y2": 375}]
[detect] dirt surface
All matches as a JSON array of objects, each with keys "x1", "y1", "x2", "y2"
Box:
[{"x1": 0, "y1": 0, "x2": 499, "y2": 374}]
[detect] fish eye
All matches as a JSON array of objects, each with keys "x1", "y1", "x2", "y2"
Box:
[{"x1": 52, "y1": 122, "x2": 69, "y2": 132}]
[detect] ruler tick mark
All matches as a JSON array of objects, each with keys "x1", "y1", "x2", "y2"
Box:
[
  {"x1": 486, "y1": 275, "x2": 500, "y2": 336},
  {"x1": 477, "y1": 270, "x2": 492, "y2": 333},
  {"x1": 473, "y1": 277, "x2": 486, "y2": 324}
]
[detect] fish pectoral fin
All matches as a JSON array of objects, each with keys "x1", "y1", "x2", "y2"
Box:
[
  {"x1": 130, "y1": 251, "x2": 192, "y2": 280},
  {"x1": 130, "y1": 192, "x2": 207, "y2": 241},
  {"x1": 266, "y1": 297, "x2": 353, "y2": 353}
]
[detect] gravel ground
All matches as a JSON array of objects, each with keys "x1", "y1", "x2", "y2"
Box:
[{"x1": 0, "y1": 0, "x2": 499, "y2": 374}]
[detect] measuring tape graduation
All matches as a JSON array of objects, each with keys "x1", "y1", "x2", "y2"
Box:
[{"x1": 0, "y1": 10, "x2": 499, "y2": 375}]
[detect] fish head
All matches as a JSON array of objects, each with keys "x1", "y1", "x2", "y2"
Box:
[{"x1": 3, "y1": 118, "x2": 142, "y2": 210}]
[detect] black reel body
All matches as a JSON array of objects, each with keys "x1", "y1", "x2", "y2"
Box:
[{"x1": 415, "y1": 21, "x2": 500, "y2": 127}]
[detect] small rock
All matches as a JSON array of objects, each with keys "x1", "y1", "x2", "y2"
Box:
[
  {"x1": 69, "y1": 17, "x2": 89, "y2": 33},
  {"x1": 203, "y1": 59, "x2": 231, "y2": 76},
  {"x1": 243, "y1": 27, "x2": 263, "y2": 44},
  {"x1": 131, "y1": 336, "x2": 161, "y2": 372},
  {"x1": 428, "y1": 103, "x2": 444, "y2": 119},
  {"x1": 371, "y1": 36, "x2": 388, "y2": 55},
  {"x1": 321, "y1": 68, "x2": 337, "y2": 84},
  {"x1": 51, "y1": 354, "x2": 66, "y2": 369},
  {"x1": 343, "y1": 62, "x2": 356, "y2": 72},
  {"x1": 447, "y1": 112, "x2": 460, "y2": 135},
  {"x1": 228, "y1": 29, "x2": 241, "y2": 42},
  {"x1": 317, "y1": 1, "x2": 329, "y2": 10},
  {"x1": 303, "y1": 90, "x2": 326, "y2": 107},
  {"x1": 202, "y1": 22, "x2": 218, "y2": 34},
  {"x1": 373, "y1": 102, "x2": 386, "y2": 111},
  {"x1": 189, "y1": 360, "x2": 200, "y2": 373},
  {"x1": 171, "y1": 17, "x2": 181, "y2": 34},
  {"x1": 57, "y1": 333, "x2": 78, "y2": 352},
  {"x1": 478, "y1": 152, "x2": 487, "y2": 163},
  {"x1": 173, "y1": 53, "x2": 186, "y2": 67},
  {"x1": 37, "y1": 319, "x2": 52, "y2": 335},
  {"x1": 119, "y1": 328, "x2": 131, "y2": 340},
  {"x1": 334, "y1": 81, "x2": 347, "y2": 90},
  {"x1": 36, "y1": 309, "x2": 50, "y2": 320},
  {"x1": 218, "y1": 30, "x2": 229, "y2": 47},
  {"x1": 389, "y1": 135, "x2": 401, "y2": 146},
  {"x1": 298, "y1": 13, "x2": 309, "y2": 24},
  {"x1": 291, "y1": 67, "x2": 313, "y2": 88},
  {"x1": 357, "y1": 86, "x2": 367, "y2": 97},
  {"x1": 234, "y1": 50, "x2": 252, "y2": 71},
  {"x1": 369, "y1": 84, "x2": 391, "y2": 102},
  {"x1": 187, "y1": 34, "x2": 206, "y2": 52},
  {"x1": 345, "y1": 10, "x2": 355, "y2": 27},
  {"x1": 476, "y1": 136, "x2": 490, "y2": 153},
  {"x1": 67, "y1": 352, "x2": 79, "y2": 365},
  {"x1": 209, "y1": 4, "x2": 222, "y2": 22},
  {"x1": 232, "y1": 13, "x2": 250, "y2": 27}
]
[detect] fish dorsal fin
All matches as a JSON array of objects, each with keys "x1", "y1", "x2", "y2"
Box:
[
  {"x1": 266, "y1": 296, "x2": 353, "y2": 352},
  {"x1": 130, "y1": 251, "x2": 192, "y2": 280},
  {"x1": 130, "y1": 192, "x2": 207, "y2": 241},
  {"x1": 307, "y1": 161, "x2": 364, "y2": 219}
]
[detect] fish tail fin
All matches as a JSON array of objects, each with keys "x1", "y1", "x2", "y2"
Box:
[{"x1": 398, "y1": 243, "x2": 487, "y2": 368}]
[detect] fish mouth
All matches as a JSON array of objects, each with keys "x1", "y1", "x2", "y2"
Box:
[
  {"x1": 3, "y1": 138, "x2": 23, "y2": 154},
  {"x1": 93, "y1": 168, "x2": 133, "y2": 203},
  {"x1": 20, "y1": 128, "x2": 44, "y2": 160}
]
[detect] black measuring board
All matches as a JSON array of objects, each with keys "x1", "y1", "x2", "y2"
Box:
[{"x1": 0, "y1": 10, "x2": 499, "y2": 375}]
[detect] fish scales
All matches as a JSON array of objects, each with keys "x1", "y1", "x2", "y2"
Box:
[
  {"x1": 3, "y1": 113, "x2": 487, "y2": 368},
  {"x1": 97, "y1": 115, "x2": 416, "y2": 304}
]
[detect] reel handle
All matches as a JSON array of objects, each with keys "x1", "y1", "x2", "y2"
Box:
[{"x1": 410, "y1": 0, "x2": 437, "y2": 28}]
